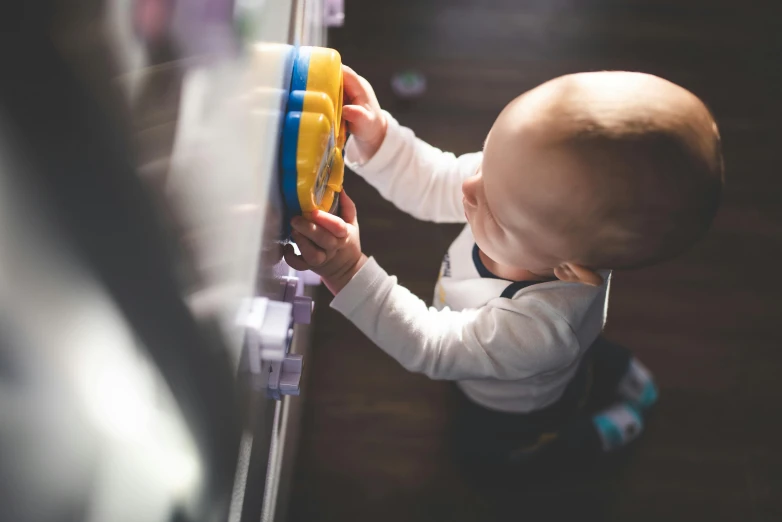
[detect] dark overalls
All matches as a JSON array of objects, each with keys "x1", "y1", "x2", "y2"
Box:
[{"x1": 452, "y1": 247, "x2": 633, "y2": 469}]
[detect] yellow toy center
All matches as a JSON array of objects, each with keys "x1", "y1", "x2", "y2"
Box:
[{"x1": 292, "y1": 47, "x2": 346, "y2": 218}]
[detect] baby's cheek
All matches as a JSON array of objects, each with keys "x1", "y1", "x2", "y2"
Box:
[
  {"x1": 478, "y1": 216, "x2": 509, "y2": 256},
  {"x1": 484, "y1": 207, "x2": 508, "y2": 241},
  {"x1": 491, "y1": 224, "x2": 538, "y2": 267},
  {"x1": 467, "y1": 213, "x2": 487, "y2": 244}
]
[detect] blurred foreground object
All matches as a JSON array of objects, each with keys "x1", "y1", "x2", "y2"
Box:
[{"x1": 0, "y1": 1, "x2": 330, "y2": 521}]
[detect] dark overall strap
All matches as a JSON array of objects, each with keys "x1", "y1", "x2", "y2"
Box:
[{"x1": 500, "y1": 280, "x2": 546, "y2": 299}]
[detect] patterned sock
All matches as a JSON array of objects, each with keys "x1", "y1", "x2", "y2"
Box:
[
  {"x1": 616, "y1": 357, "x2": 659, "y2": 410},
  {"x1": 592, "y1": 402, "x2": 644, "y2": 452}
]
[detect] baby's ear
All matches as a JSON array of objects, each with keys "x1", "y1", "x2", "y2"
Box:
[{"x1": 554, "y1": 263, "x2": 604, "y2": 286}]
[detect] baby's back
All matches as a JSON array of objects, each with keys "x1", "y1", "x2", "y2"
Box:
[{"x1": 436, "y1": 225, "x2": 609, "y2": 413}]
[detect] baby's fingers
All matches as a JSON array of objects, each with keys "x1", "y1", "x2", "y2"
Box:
[
  {"x1": 337, "y1": 190, "x2": 357, "y2": 224},
  {"x1": 283, "y1": 243, "x2": 310, "y2": 271},
  {"x1": 342, "y1": 65, "x2": 368, "y2": 104},
  {"x1": 291, "y1": 232, "x2": 327, "y2": 266},
  {"x1": 342, "y1": 105, "x2": 372, "y2": 128},
  {"x1": 292, "y1": 215, "x2": 345, "y2": 249},
  {"x1": 308, "y1": 210, "x2": 350, "y2": 240}
]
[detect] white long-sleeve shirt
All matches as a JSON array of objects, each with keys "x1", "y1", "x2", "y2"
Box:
[{"x1": 332, "y1": 113, "x2": 610, "y2": 413}]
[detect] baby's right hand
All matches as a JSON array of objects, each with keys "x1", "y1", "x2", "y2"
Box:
[{"x1": 342, "y1": 65, "x2": 387, "y2": 160}]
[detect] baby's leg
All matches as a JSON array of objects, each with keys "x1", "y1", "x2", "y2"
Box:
[
  {"x1": 451, "y1": 387, "x2": 556, "y2": 471},
  {"x1": 591, "y1": 337, "x2": 659, "y2": 411},
  {"x1": 451, "y1": 398, "x2": 644, "y2": 473},
  {"x1": 451, "y1": 351, "x2": 648, "y2": 474},
  {"x1": 558, "y1": 402, "x2": 644, "y2": 454},
  {"x1": 546, "y1": 352, "x2": 645, "y2": 456}
]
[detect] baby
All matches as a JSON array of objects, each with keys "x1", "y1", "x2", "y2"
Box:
[{"x1": 284, "y1": 67, "x2": 724, "y2": 466}]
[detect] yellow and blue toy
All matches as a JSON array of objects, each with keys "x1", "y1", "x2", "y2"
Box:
[{"x1": 280, "y1": 46, "x2": 346, "y2": 236}]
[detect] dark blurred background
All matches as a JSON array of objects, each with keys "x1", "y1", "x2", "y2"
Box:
[{"x1": 289, "y1": 1, "x2": 782, "y2": 521}]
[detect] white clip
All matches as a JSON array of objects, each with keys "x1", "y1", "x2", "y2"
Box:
[{"x1": 236, "y1": 297, "x2": 292, "y2": 361}]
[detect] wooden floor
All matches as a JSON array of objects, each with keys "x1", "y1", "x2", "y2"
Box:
[{"x1": 289, "y1": 2, "x2": 782, "y2": 521}]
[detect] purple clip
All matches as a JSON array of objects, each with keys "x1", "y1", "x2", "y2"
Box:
[
  {"x1": 262, "y1": 355, "x2": 302, "y2": 398},
  {"x1": 279, "y1": 354, "x2": 303, "y2": 396},
  {"x1": 292, "y1": 295, "x2": 313, "y2": 324}
]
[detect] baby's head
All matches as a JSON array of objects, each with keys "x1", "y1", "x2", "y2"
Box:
[{"x1": 462, "y1": 71, "x2": 724, "y2": 284}]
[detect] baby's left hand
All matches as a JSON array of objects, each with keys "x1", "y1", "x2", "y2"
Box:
[{"x1": 284, "y1": 191, "x2": 368, "y2": 295}]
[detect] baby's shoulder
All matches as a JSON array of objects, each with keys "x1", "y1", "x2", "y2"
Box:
[{"x1": 493, "y1": 277, "x2": 609, "y2": 327}]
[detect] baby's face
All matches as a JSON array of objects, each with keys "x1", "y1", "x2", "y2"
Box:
[
  {"x1": 462, "y1": 164, "x2": 559, "y2": 274},
  {"x1": 462, "y1": 114, "x2": 590, "y2": 273}
]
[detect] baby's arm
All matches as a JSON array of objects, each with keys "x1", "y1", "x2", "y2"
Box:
[
  {"x1": 342, "y1": 66, "x2": 478, "y2": 224},
  {"x1": 284, "y1": 198, "x2": 578, "y2": 380},
  {"x1": 330, "y1": 258, "x2": 577, "y2": 380}
]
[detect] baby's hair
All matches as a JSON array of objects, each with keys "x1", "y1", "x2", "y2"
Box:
[
  {"x1": 574, "y1": 103, "x2": 725, "y2": 270},
  {"x1": 489, "y1": 71, "x2": 725, "y2": 272}
]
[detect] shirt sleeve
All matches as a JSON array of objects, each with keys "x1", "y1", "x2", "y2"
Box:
[
  {"x1": 330, "y1": 257, "x2": 580, "y2": 381},
  {"x1": 343, "y1": 112, "x2": 481, "y2": 224}
]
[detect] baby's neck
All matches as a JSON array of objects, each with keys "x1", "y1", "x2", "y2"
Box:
[{"x1": 478, "y1": 249, "x2": 556, "y2": 282}]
